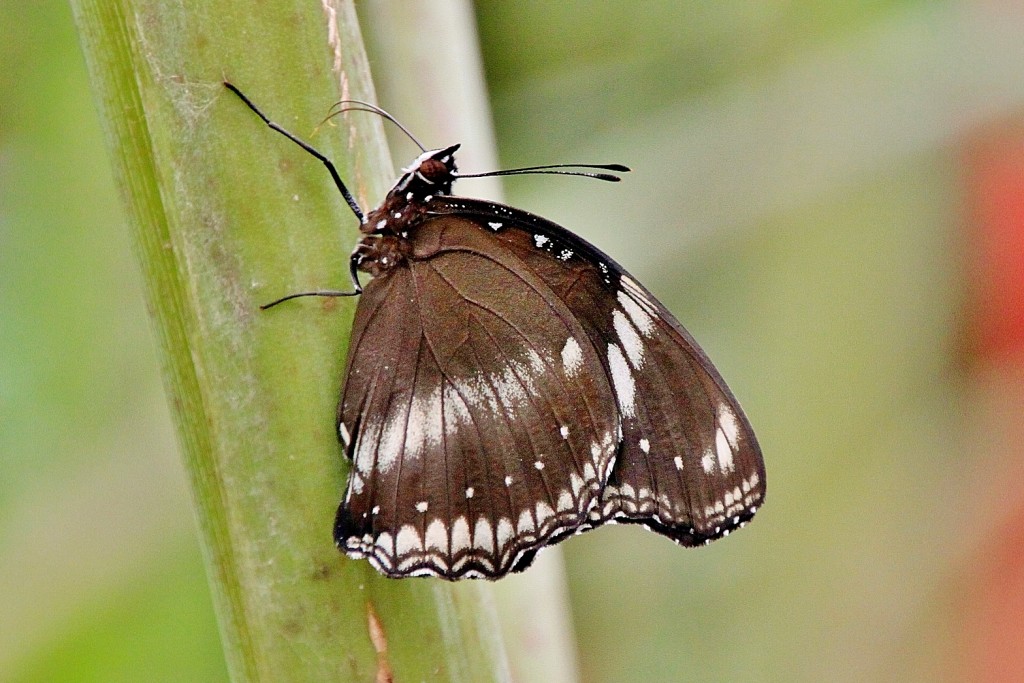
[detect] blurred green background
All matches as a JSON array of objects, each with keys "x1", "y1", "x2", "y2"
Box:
[{"x1": 3, "y1": 1, "x2": 1024, "y2": 681}]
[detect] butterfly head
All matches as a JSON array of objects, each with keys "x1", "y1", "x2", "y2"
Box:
[
  {"x1": 361, "y1": 144, "x2": 461, "y2": 238},
  {"x1": 393, "y1": 144, "x2": 461, "y2": 200}
]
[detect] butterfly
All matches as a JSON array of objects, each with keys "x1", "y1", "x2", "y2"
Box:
[{"x1": 225, "y1": 82, "x2": 765, "y2": 580}]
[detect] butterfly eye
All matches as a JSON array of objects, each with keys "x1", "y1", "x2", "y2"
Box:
[{"x1": 417, "y1": 157, "x2": 451, "y2": 182}]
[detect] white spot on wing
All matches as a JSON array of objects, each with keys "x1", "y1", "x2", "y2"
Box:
[
  {"x1": 490, "y1": 364, "x2": 529, "y2": 414},
  {"x1": 570, "y1": 473, "x2": 584, "y2": 496},
  {"x1": 377, "y1": 411, "x2": 406, "y2": 474},
  {"x1": 639, "y1": 438, "x2": 650, "y2": 453},
  {"x1": 560, "y1": 425, "x2": 570, "y2": 439},
  {"x1": 374, "y1": 532, "x2": 394, "y2": 558},
  {"x1": 451, "y1": 516, "x2": 471, "y2": 553},
  {"x1": 719, "y1": 405, "x2": 740, "y2": 447},
  {"x1": 561, "y1": 337, "x2": 583, "y2": 377},
  {"x1": 617, "y1": 290, "x2": 655, "y2": 336},
  {"x1": 620, "y1": 276, "x2": 657, "y2": 313},
  {"x1": 415, "y1": 501, "x2": 429, "y2": 513},
  {"x1": 535, "y1": 501, "x2": 555, "y2": 526},
  {"x1": 701, "y1": 447, "x2": 716, "y2": 473},
  {"x1": 443, "y1": 385, "x2": 472, "y2": 436},
  {"x1": 425, "y1": 519, "x2": 447, "y2": 551},
  {"x1": 450, "y1": 348, "x2": 547, "y2": 422},
  {"x1": 496, "y1": 518, "x2": 514, "y2": 550},
  {"x1": 465, "y1": 486, "x2": 475, "y2": 499},
  {"x1": 714, "y1": 404, "x2": 739, "y2": 472},
  {"x1": 396, "y1": 525, "x2": 422, "y2": 556},
  {"x1": 526, "y1": 349, "x2": 545, "y2": 374},
  {"x1": 607, "y1": 343, "x2": 637, "y2": 418},
  {"x1": 716, "y1": 427, "x2": 734, "y2": 472},
  {"x1": 473, "y1": 517, "x2": 494, "y2": 553},
  {"x1": 339, "y1": 422, "x2": 351, "y2": 447},
  {"x1": 504, "y1": 475, "x2": 514, "y2": 487},
  {"x1": 613, "y1": 310, "x2": 645, "y2": 369},
  {"x1": 405, "y1": 387, "x2": 443, "y2": 458},
  {"x1": 534, "y1": 234, "x2": 550, "y2": 248},
  {"x1": 517, "y1": 510, "x2": 535, "y2": 534}
]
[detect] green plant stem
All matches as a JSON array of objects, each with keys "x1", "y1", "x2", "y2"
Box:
[
  {"x1": 360, "y1": 3, "x2": 582, "y2": 682},
  {"x1": 70, "y1": 1, "x2": 511, "y2": 680}
]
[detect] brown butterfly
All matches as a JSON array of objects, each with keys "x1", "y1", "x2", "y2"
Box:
[{"x1": 225, "y1": 82, "x2": 765, "y2": 580}]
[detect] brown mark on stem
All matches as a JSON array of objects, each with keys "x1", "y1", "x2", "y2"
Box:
[{"x1": 367, "y1": 602, "x2": 394, "y2": 683}]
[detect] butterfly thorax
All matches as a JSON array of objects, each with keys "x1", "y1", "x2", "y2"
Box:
[{"x1": 354, "y1": 144, "x2": 462, "y2": 276}]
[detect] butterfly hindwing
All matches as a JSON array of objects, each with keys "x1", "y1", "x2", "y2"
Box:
[
  {"x1": 432, "y1": 197, "x2": 766, "y2": 546},
  {"x1": 335, "y1": 217, "x2": 620, "y2": 578}
]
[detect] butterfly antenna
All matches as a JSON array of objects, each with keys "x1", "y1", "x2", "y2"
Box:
[
  {"x1": 456, "y1": 163, "x2": 631, "y2": 183},
  {"x1": 224, "y1": 82, "x2": 366, "y2": 223},
  {"x1": 321, "y1": 99, "x2": 427, "y2": 152}
]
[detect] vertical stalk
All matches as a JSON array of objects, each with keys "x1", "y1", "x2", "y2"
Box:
[{"x1": 71, "y1": 1, "x2": 510, "y2": 680}]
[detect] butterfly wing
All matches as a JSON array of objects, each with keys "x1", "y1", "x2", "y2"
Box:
[
  {"x1": 432, "y1": 197, "x2": 766, "y2": 546},
  {"x1": 335, "y1": 217, "x2": 621, "y2": 579}
]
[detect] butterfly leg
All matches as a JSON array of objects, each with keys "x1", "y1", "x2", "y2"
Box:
[
  {"x1": 223, "y1": 81, "x2": 366, "y2": 224},
  {"x1": 256, "y1": 246, "x2": 364, "y2": 310}
]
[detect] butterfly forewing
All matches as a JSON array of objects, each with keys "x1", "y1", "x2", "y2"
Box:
[
  {"x1": 596, "y1": 280, "x2": 765, "y2": 543},
  {"x1": 431, "y1": 197, "x2": 766, "y2": 546},
  {"x1": 336, "y1": 217, "x2": 620, "y2": 578}
]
